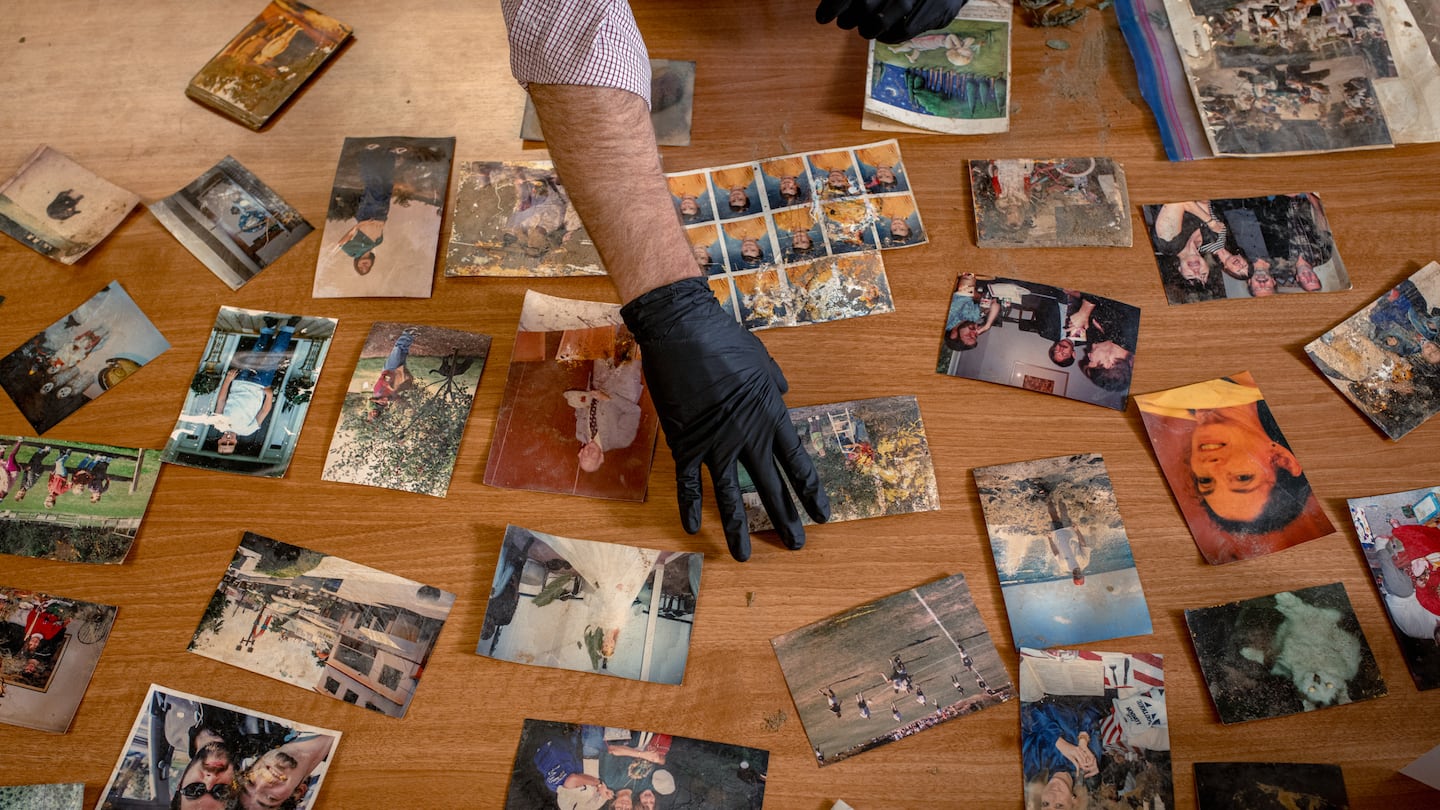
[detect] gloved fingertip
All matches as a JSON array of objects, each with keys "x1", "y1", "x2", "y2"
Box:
[
  {"x1": 806, "y1": 490, "x2": 833, "y2": 524},
  {"x1": 727, "y1": 529, "x2": 753, "y2": 562},
  {"x1": 680, "y1": 497, "x2": 703, "y2": 535},
  {"x1": 777, "y1": 520, "x2": 807, "y2": 551}
]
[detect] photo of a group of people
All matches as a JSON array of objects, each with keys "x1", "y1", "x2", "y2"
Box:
[
  {"x1": 669, "y1": 140, "x2": 920, "y2": 330},
  {"x1": 163, "y1": 307, "x2": 337, "y2": 478},
  {"x1": 1307, "y1": 261, "x2": 1440, "y2": 439},
  {"x1": 185, "y1": 0, "x2": 352, "y2": 130},
  {"x1": 938, "y1": 273, "x2": 1140, "y2": 410},
  {"x1": 0, "y1": 145, "x2": 138, "y2": 264},
  {"x1": 1135, "y1": 372, "x2": 1335, "y2": 563},
  {"x1": 485, "y1": 291, "x2": 659, "y2": 502},
  {"x1": 1185, "y1": 582, "x2": 1386, "y2": 723},
  {"x1": 478, "y1": 525, "x2": 701, "y2": 685},
  {"x1": 740, "y1": 395, "x2": 940, "y2": 534},
  {"x1": 864, "y1": 0, "x2": 1013, "y2": 134},
  {"x1": 1141, "y1": 192, "x2": 1349, "y2": 304},
  {"x1": 505, "y1": 719, "x2": 768, "y2": 809},
  {"x1": 100, "y1": 684, "x2": 341, "y2": 810},
  {"x1": 969, "y1": 157, "x2": 1132, "y2": 248},
  {"x1": 444, "y1": 160, "x2": 602, "y2": 277},
  {"x1": 1018, "y1": 648, "x2": 1173, "y2": 810},
  {"x1": 1170, "y1": 0, "x2": 1397, "y2": 155},
  {"x1": 974, "y1": 454, "x2": 1152, "y2": 649},
  {"x1": 1193, "y1": 761, "x2": 1350, "y2": 809},
  {"x1": 188, "y1": 533, "x2": 455, "y2": 718},
  {"x1": 1347, "y1": 484, "x2": 1440, "y2": 690},
  {"x1": 0, "y1": 436, "x2": 161, "y2": 564},
  {"x1": 0, "y1": 281, "x2": 169, "y2": 434},
  {"x1": 313, "y1": 135, "x2": 455, "y2": 298},
  {"x1": 0, "y1": 585, "x2": 116, "y2": 733},
  {"x1": 321, "y1": 322, "x2": 491, "y2": 497},
  {"x1": 771, "y1": 573, "x2": 1012, "y2": 766},
  {"x1": 521, "y1": 59, "x2": 697, "y2": 147},
  {"x1": 150, "y1": 155, "x2": 314, "y2": 290}
]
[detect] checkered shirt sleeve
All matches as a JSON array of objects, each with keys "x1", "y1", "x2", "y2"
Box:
[{"x1": 501, "y1": 0, "x2": 653, "y2": 108}]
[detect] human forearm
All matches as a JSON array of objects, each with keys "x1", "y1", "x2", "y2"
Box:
[{"x1": 528, "y1": 84, "x2": 698, "y2": 303}]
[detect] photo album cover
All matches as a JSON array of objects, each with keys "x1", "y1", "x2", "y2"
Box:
[
  {"x1": 505, "y1": 719, "x2": 768, "y2": 809},
  {"x1": 1346, "y1": 484, "x2": 1440, "y2": 690},
  {"x1": 521, "y1": 59, "x2": 697, "y2": 146},
  {"x1": 321, "y1": 322, "x2": 490, "y2": 497},
  {"x1": 0, "y1": 436, "x2": 161, "y2": 564},
  {"x1": 313, "y1": 136, "x2": 455, "y2": 298},
  {"x1": 186, "y1": 0, "x2": 353, "y2": 130},
  {"x1": 1135, "y1": 372, "x2": 1334, "y2": 563},
  {"x1": 150, "y1": 156, "x2": 313, "y2": 290},
  {"x1": 1141, "y1": 194, "x2": 1349, "y2": 305},
  {"x1": 0, "y1": 585, "x2": 117, "y2": 733},
  {"x1": 443, "y1": 160, "x2": 602, "y2": 278},
  {"x1": 478, "y1": 525, "x2": 701, "y2": 685},
  {"x1": 771, "y1": 573, "x2": 1012, "y2": 766},
  {"x1": 100, "y1": 684, "x2": 341, "y2": 810},
  {"x1": 1306, "y1": 261, "x2": 1440, "y2": 440},
  {"x1": 974, "y1": 454, "x2": 1152, "y2": 649},
  {"x1": 863, "y1": 0, "x2": 1013, "y2": 134},
  {"x1": 189, "y1": 532, "x2": 454, "y2": 718},
  {"x1": 1185, "y1": 582, "x2": 1386, "y2": 724},
  {"x1": 163, "y1": 307, "x2": 336, "y2": 478},
  {"x1": 969, "y1": 157, "x2": 1132, "y2": 248},
  {"x1": 1018, "y1": 648, "x2": 1173, "y2": 810},
  {"x1": 742, "y1": 395, "x2": 940, "y2": 532},
  {"x1": 938, "y1": 273, "x2": 1140, "y2": 410},
  {"x1": 0, "y1": 281, "x2": 169, "y2": 434},
  {"x1": 484, "y1": 291, "x2": 659, "y2": 502},
  {"x1": 0, "y1": 146, "x2": 139, "y2": 264}
]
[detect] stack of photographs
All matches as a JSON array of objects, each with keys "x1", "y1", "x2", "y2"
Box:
[
  {"x1": 938, "y1": 273, "x2": 1140, "y2": 410},
  {"x1": 1346, "y1": 485, "x2": 1440, "y2": 690},
  {"x1": 863, "y1": 0, "x2": 1013, "y2": 134},
  {"x1": 0, "y1": 436, "x2": 161, "y2": 564},
  {"x1": 505, "y1": 719, "x2": 768, "y2": 809},
  {"x1": 443, "y1": 161, "x2": 602, "y2": 278},
  {"x1": 101, "y1": 684, "x2": 341, "y2": 810},
  {"x1": 1141, "y1": 193, "x2": 1349, "y2": 305},
  {"x1": 521, "y1": 59, "x2": 697, "y2": 146},
  {"x1": 0, "y1": 146, "x2": 139, "y2": 264},
  {"x1": 1018, "y1": 648, "x2": 1173, "y2": 810},
  {"x1": 974, "y1": 454, "x2": 1152, "y2": 649},
  {"x1": 771, "y1": 573, "x2": 1012, "y2": 766},
  {"x1": 1193, "y1": 762, "x2": 1350, "y2": 808},
  {"x1": 969, "y1": 157, "x2": 1132, "y2": 248},
  {"x1": 162, "y1": 307, "x2": 337, "y2": 478},
  {"x1": 477, "y1": 525, "x2": 701, "y2": 685},
  {"x1": 484, "y1": 291, "x2": 659, "y2": 502},
  {"x1": 668, "y1": 140, "x2": 917, "y2": 329},
  {"x1": 1134, "y1": 372, "x2": 1334, "y2": 563},
  {"x1": 321, "y1": 322, "x2": 491, "y2": 497},
  {"x1": 185, "y1": 0, "x2": 353, "y2": 130},
  {"x1": 150, "y1": 156, "x2": 313, "y2": 290},
  {"x1": 1306, "y1": 261, "x2": 1440, "y2": 439},
  {"x1": 741, "y1": 395, "x2": 940, "y2": 532},
  {"x1": 0, "y1": 281, "x2": 169, "y2": 434},
  {"x1": 0, "y1": 585, "x2": 117, "y2": 733},
  {"x1": 188, "y1": 533, "x2": 455, "y2": 717},
  {"x1": 313, "y1": 136, "x2": 455, "y2": 298},
  {"x1": 1184, "y1": 582, "x2": 1386, "y2": 723}
]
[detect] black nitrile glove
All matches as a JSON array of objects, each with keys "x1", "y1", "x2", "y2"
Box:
[
  {"x1": 815, "y1": 0, "x2": 968, "y2": 43},
  {"x1": 621, "y1": 277, "x2": 830, "y2": 562}
]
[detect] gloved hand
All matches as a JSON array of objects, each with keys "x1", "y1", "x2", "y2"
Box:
[
  {"x1": 816, "y1": 0, "x2": 969, "y2": 43},
  {"x1": 621, "y1": 277, "x2": 830, "y2": 561}
]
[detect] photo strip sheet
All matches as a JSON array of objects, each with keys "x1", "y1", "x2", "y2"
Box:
[{"x1": 667, "y1": 140, "x2": 919, "y2": 330}]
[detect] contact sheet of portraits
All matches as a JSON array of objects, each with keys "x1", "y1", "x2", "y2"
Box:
[
  {"x1": 100, "y1": 684, "x2": 341, "y2": 810},
  {"x1": 666, "y1": 140, "x2": 918, "y2": 331},
  {"x1": 1134, "y1": 372, "x2": 1334, "y2": 563}
]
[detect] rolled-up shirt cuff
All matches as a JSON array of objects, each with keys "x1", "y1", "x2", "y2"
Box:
[{"x1": 501, "y1": 0, "x2": 653, "y2": 108}]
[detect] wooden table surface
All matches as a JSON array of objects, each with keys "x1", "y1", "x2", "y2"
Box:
[{"x1": 1, "y1": 2, "x2": 1438, "y2": 808}]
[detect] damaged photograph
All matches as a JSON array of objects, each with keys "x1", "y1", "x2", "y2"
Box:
[
  {"x1": 0, "y1": 146, "x2": 139, "y2": 264},
  {"x1": 0, "y1": 585, "x2": 116, "y2": 733},
  {"x1": 444, "y1": 160, "x2": 602, "y2": 277},
  {"x1": 970, "y1": 157, "x2": 1132, "y2": 248},
  {"x1": 1347, "y1": 485, "x2": 1440, "y2": 689}
]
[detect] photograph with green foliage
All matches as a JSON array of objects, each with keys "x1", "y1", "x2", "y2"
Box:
[
  {"x1": 322, "y1": 322, "x2": 490, "y2": 497},
  {"x1": 0, "y1": 436, "x2": 161, "y2": 564}
]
